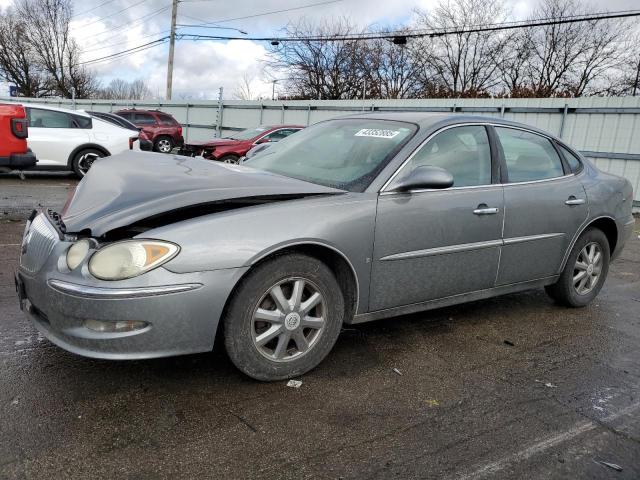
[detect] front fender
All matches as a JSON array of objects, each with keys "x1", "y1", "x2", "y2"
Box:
[{"x1": 144, "y1": 193, "x2": 378, "y2": 313}]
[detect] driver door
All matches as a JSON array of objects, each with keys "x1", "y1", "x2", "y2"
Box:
[{"x1": 370, "y1": 125, "x2": 504, "y2": 311}]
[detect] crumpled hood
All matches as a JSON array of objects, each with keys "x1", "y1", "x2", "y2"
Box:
[{"x1": 62, "y1": 151, "x2": 343, "y2": 236}]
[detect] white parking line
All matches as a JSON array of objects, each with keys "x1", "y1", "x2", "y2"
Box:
[
  {"x1": 0, "y1": 244, "x2": 20, "y2": 247},
  {"x1": 453, "y1": 401, "x2": 640, "y2": 479},
  {"x1": 0, "y1": 184, "x2": 72, "y2": 187}
]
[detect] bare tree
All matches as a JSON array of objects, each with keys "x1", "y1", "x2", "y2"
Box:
[
  {"x1": 96, "y1": 78, "x2": 152, "y2": 100},
  {"x1": 0, "y1": 11, "x2": 46, "y2": 97},
  {"x1": 14, "y1": 0, "x2": 97, "y2": 98},
  {"x1": 411, "y1": 0, "x2": 510, "y2": 97},
  {"x1": 267, "y1": 18, "x2": 364, "y2": 100},
  {"x1": 359, "y1": 30, "x2": 422, "y2": 99},
  {"x1": 233, "y1": 74, "x2": 255, "y2": 100}
]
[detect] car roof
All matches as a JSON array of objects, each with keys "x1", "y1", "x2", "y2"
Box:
[
  {"x1": 20, "y1": 103, "x2": 91, "y2": 117},
  {"x1": 338, "y1": 112, "x2": 558, "y2": 140}
]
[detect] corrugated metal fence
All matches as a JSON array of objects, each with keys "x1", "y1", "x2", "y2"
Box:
[{"x1": 2, "y1": 96, "x2": 639, "y2": 204}]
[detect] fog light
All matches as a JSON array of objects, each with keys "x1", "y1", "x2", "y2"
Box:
[{"x1": 84, "y1": 319, "x2": 148, "y2": 333}]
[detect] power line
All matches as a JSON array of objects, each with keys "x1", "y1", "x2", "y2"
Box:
[
  {"x1": 74, "y1": 0, "x2": 150, "y2": 30},
  {"x1": 178, "y1": 9, "x2": 640, "y2": 43},
  {"x1": 78, "y1": 9, "x2": 640, "y2": 66},
  {"x1": 77, "y1": 5, "x2": 172, "y2": 46},
  {"x1": 80, "y1": 37, "x2": 169, "y2": 65},
  {"x1": 71, "y1": 0, "x2": 120, "y2": 18},
  {"x1": 82, "y1": 28, "x2": 172, "y2": 54},
  {"x1": 178, "y1": 0, "x2": 346, "y2": 26}
]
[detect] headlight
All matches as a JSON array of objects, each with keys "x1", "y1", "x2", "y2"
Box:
[
  {"x1": 66, "y1": 239, "x2": 90, "y2": 270},
  {"x1": 88, "y1": 240, "x2": 179, "y2": 281}
]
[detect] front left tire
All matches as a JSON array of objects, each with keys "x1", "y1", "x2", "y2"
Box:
[
  {"x1": 223, "y1": 253, "x2": 345, "y2": 381},
  {"x1": 72, "y1": 148, "x2": 104, "y2": 178}
]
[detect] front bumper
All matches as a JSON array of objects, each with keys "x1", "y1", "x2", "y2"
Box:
[{"x1": 16, "y1": 212, "x2": 247, "y2": 360}]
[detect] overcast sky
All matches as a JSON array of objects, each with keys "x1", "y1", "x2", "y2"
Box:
[{"x1": 1, "y1": 0, "x2": 638, "y2": 99}]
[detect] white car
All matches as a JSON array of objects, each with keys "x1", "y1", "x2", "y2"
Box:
[{"x1": 23, "y1": 103, "x2": 140, "y2": 177}]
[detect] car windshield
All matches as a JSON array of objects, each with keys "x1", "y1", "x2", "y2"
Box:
[
  {"x1": 244, "y1": 119, "x2": 417, "y2": 192},
  {"x1": 226, "y1": 127, "x2": 269, "y2": 140}
]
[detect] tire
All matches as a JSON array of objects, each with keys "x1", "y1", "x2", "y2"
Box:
[
  {"x1": 219, "y1": 155, "x2": 240, "y2": 164},
  {"x1": 545, "y1": 228, "x2": 610, "y2": 307},
  {"x1": 154, "y1": 136, "x2": 174, "y2": 153},
  {"x1": 223, "y1": 253, "x2": 345, "y2": 381},
  {"x1": 72, "y1": 148, "x2": 104, "y2": 178}
]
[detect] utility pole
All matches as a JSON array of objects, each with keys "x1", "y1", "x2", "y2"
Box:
[
  {"x1": 271, "y1": 80, "x2": 278, "y2": 100},
  {"x1": 166, "y1": 0, "x2": 179, "y2": 100},
  {"x1": 633, "y1": 56, "x2": 640, "y2": 97}
]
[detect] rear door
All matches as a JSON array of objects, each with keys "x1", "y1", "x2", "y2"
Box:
[
  {"x1": 370, "y1": 124, "x2": 504, "y2": 311},
  {"x1": 26, "y1": 108, "x2": 90, "y2": 168},
  {"x1": 494, "y1": 126, "x2": 588, "y2": 285}
]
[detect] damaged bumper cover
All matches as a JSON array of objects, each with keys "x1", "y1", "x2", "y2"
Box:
[{"x1": 17, "y1": 212, "x2": 248, "y2": 360}]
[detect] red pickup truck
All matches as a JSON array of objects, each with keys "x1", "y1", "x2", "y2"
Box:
[{"x1": 0, "y1": 103, "x2": 37, "y2": 171}]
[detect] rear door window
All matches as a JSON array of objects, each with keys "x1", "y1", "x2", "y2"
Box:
[
  {"x1": 27, "y1": 108, "x2": 71, "y2": 128},
  {"x1": 496, "y1": 127, "x2": 565, "y2": 182},
  {"x1": 403, "y1": 125, "x2": 492, "y2": 187}
]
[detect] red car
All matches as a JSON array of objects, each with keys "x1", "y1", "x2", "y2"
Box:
[
  {"x1": 0, "y1": 103, "x2": 37, "y2": 171},
  {"x1": 179, "y1": 125, "x2": 304, "y2": 163},
  {"x1": 114, "y1": 109, "x2": 184, "y2": 153}
]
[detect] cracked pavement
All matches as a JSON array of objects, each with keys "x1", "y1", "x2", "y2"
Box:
[{"x1": 1, "y1": 173, "x2": 639, "y2": 479}]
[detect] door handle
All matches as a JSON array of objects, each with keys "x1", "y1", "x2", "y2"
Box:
[
  {"x1": 565, "y1": 197, "x2": 585, "y2": 206},
  {"x1": 473, "y1": 206, "x2": 499, "y2": 215}
]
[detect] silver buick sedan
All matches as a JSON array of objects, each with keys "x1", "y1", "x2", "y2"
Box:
[{"x1": 16, "y1": 114, "x2": 635, "y2": 381}]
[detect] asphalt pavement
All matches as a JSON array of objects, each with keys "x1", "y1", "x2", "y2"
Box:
[{"x1": 1, "y1": 173, "x2": 639, "y2": 479}]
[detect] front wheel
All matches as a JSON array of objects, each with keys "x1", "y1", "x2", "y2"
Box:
[
  {"x1": 72, "y1": 148, "x2": 104, "y2": 178},
  {"x1": 223, "y1": 253, "x2": 344, "y2": 381},
  {"x1": 545, "y1": 228, "x2": 610, "y2": 307}
]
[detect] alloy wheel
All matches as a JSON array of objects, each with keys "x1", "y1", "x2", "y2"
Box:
[
  {"x1": 223, "y1": 157, "x2": 239, "y2": 164},
  {"x1": 251, "y1": 277, "x2": 326, "y2": 362},
  {"x1": 573, "y1": 242, "x2": 603, "y2": 295},
  {"x1": 157, "y1": 139, "x2": 172, "y2": 153},
  {"x1": 77, "y1": 152, "x2": 99, "y2": 176}
]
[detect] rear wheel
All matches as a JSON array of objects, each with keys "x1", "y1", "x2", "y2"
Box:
[
  {"x1": 154, "y1": 136, "x2": 174, "y2": 153},
  {"x1": 219, "y1": 155, "x2": 240, "y2": 164},
  {"x1": 223, "y1": 253, "x2": 344, "y2": 381},
  {"x1": 72, "y1": 148, "x2": 104, "y2": 178},
  {"x1": 545, "y1": 228, "x2": 610, "y2": 307}
]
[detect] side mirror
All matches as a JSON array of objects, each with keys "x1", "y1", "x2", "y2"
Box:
[{"x1": 391, "y1": 165, "x2": 454, "y2": 192}]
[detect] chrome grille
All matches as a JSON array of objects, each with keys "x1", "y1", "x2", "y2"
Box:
[{"x1": 19, "y1": 214, "x2": 59, "y2": 274}]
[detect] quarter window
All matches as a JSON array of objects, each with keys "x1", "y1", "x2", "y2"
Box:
[
  {"x1": 558, "y1": 144, "x2": 583, "y2": 173},
  {"x1": 496, "y1": 127, "x2": 565, "y2": 182},
  {"x1": 403, "y1": 125, "x2": 492, "y2": 187},
  {"x1": 27, "y1": 108, "x2": 71, "y2": 128},
  {"x1": 134, "y1": 113, "x2": 156, "y2": 125},
  {"x1": 157, "y1": 114, "x2": 177, "y2": 126}
]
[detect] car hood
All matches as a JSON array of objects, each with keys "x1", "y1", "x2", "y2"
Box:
[
  {"x1": 186, "y1": 138, "x2": 244, "y2": 148},
  {"x1": 61, "y1": 151, "x2": 343, "y2": 236}
]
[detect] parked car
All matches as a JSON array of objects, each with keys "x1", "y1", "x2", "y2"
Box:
[
  {"x1": 239, "y1": 136, "x2": 290, "y2": 163},
  {"x1": 114, "y1": 109, "x2": 183, "y2": 153},
  {"x1": 0, "y1": 103, "x2": 37, "y2": 171},
  {"x1": 179, "y1": 125, "x2": 303, "y2": 163},
  {"x1": 21, "y1": 103, "x2": 140, "y2": 177},
  {"x1": 85, "y1": 111, "x2": 153, "y2": 151},
  {"x1": 16, "y1": 114, "x2": 634, "y2": 381}
]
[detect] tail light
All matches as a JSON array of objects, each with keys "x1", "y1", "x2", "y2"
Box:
[
  {"x1": 11, "y1": 118, "x2": 28, "y2": 139},
  {"x1": 129, "y1": 137, "x2": 138, "y2": 150},
  {"x1": 178, "y1": 126, "x2": 183, "y2": 136}
]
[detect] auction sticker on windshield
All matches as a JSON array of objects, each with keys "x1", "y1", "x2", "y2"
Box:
[{"x1": 355, "y1": 129, "x2": 401, "y2": 139}]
